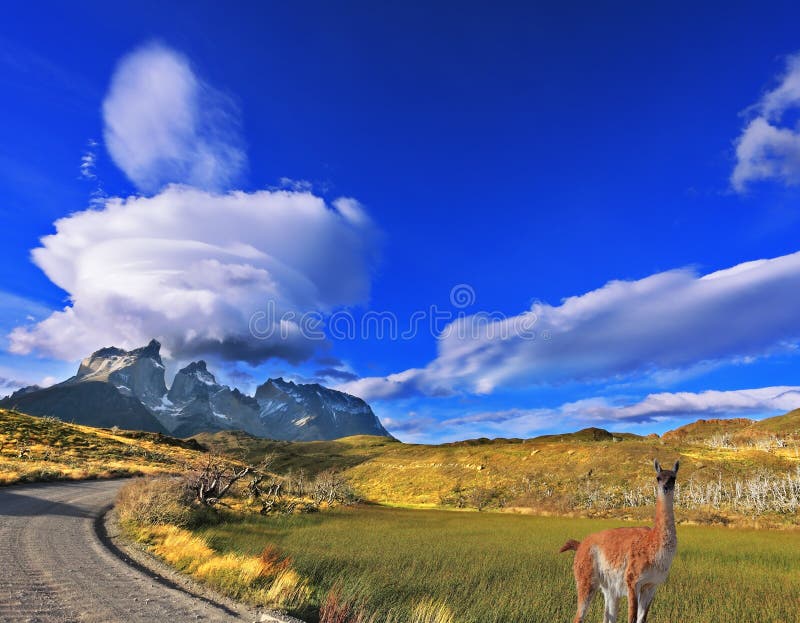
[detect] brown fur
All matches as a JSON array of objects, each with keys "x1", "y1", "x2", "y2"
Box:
[{"x1": 560, "y1": 460, "x2": 679, "y2": 623}]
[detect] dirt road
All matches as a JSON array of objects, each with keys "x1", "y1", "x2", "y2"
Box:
[{"x1": 0, "y1": 479, "x2": 267, "y2": 622}]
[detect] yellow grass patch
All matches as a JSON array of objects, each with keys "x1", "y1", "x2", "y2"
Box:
[
  {"x1": 410, "y1": 599, "x2": 455, "y2": 623},
  {"x1": 0, "y1": 409, "x2": 205, "y2": 485},
  {"x1": 130, "y1": 522, "x2": 309, "y2": 610}
]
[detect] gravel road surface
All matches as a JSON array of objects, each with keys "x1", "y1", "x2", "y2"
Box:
[{"x1": 0, "y1": 479, "x2": 288, "y2": 623}]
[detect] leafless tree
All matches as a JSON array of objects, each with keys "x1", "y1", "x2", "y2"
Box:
[
  {"x1": 245, "y1": 453, "x2": 293, "y2": 514},
  {"x1": 312, "y1": 469, "x2": 356, "y2": 505},
  {"x1": 187, "y1": 454, "x2": 252, "y2": 506}
]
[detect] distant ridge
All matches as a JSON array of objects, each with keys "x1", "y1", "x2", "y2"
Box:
[{"x1": 0, "y1": 339, "x2": 391, "y2": 441}]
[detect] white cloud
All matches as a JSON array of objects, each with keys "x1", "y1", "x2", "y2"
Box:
[
  {"x1": 339, "y1": 251, "x2": 800, "y2": 401},
  {"x1": 79, "y1": 142, "x2": 97, "y2": 180},
  {"x1": 9, "y1": 186, "x2": 378, "y2": 363},
  {"x1": 732, "y1": 53, "x2": 800, "y2": 192},
  {"x1": 384, "y1": 386, "x2": 800, "y2": 443},
  {"x1": 8, "y1": 43, "x2": 381, "y2": 365},
  {"x1": 562, "y1": 386, "x2": 800, "y2": 424},
  {"x1": 102, "y1": 43, "x2": 245, "y2": 193}
]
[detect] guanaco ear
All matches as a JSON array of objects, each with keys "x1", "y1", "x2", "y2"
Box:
[
  {"x1": 653, "y1": 459, "x2": 661, "y2": 473},
  {"x1": 672, "y1": 460, "x2": 680, "y2": 474}
]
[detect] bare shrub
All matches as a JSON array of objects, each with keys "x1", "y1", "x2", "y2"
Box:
[
  {"x1": 186, "y1": 454, "x2": 251, "y2": 507},
  {"x1": 312, "y1": 470, "x2": 358, "y2": 506},
  {"x1": 705, "y1": 432, "x2": 736, "y2": 449},
  {"x1": 468, "y1": 487, "x2": 499, "y2": 511},
  {"x1": 283, "y1": 468, "x2": 308, "y2": 497},
  {"x1": 439, "y1": 482, "x2": 467, "y2": 508},
  {"x1": 749, "y1": 435, "x2": 788, "y2": 451},
  {"x1": 587, "y1": 467, "x2": 800, "y2": 515},
  {"x1": 116, "y1": 477, "x2": 197, "y2": 527}
]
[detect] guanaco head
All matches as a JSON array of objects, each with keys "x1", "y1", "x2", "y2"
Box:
[{"x1": 653, "y1": 459, "x2": 679, "y2": 493}]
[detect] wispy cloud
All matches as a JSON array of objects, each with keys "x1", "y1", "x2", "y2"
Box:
[
  {"x1": 383, "y1": 386, "x2": 800, "y2": 443},
  {"x1": 278, "y1": 177, "x2": 314, "y2": 192},
  {"x1": 732, "y1": 53, "x2": 800, "y2": 192},
  {"x1": 79, "y1": 140, "x2": 98, "y2": 180},
  {"x1": 314, "y1": 367, "x2": 359, "y2": 382},
  {"x1": 0, "y1": 375, "x2": 23, "y2": 390},
  {"x1": 339, "y1": 251, "x2": 800, "y2": 401},
  {"x1": 102, "y1": 42, "x2": 246, "y2": 193}
]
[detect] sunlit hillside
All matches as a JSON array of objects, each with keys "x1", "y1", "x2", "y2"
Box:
[
  {"x1": 197, "y1": 417, "x2": 800, "y2": 523},
  {"x1": 0, "y1": 409, "x2": 206, "y2": 485}
]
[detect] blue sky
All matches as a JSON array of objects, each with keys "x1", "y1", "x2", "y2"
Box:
[{"x1": 3, "y1": 2, "x2": 800, "y2": 442}]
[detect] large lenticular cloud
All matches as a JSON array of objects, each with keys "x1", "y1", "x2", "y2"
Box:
[
  {"x1": 9, "y1": 188, "x2": 378, "y2": 363},
  {"x1": 9, "y1": 42, "x2": 380, "y2": 363}
]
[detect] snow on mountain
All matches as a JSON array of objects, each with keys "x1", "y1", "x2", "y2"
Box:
[
  {"x1": 1, "y1": 340, "x2": 391, "y2": 441},
  {"x1": 75, "y1": 339, "x2": 167, "y2": 410},
  {"x1": 254, "y1": 377, "x2": 391, "y2": 441}
]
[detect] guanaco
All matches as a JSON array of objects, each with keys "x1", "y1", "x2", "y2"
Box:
[{"x1": 560, "y1": 459, "x2": 679, "y2": 623}]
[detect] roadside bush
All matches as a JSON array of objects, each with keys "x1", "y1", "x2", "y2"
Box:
[{"x1": 116, "y1": 476, "x2": 199, "y2": 528}]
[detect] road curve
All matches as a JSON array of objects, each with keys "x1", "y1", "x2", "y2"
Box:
[{"x1": 0, "y1": 479, "x2": 251, "y2": 622}]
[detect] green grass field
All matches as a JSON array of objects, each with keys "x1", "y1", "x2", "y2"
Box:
[{"x1": 195, "y1": 506, "x2": 800, "y2": 623}]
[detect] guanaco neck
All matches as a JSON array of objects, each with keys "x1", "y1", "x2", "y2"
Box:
[{"x1": 653, "y1": 490, "x2": 677, "y2": 552}]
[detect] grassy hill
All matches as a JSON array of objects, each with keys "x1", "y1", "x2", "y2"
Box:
[
  {"x1": 4, "y1": 406, "x2": 799, "y2": 521},
  {"x1": 0, "y1": 408, "x2": 205, "y2": 485},
  {"x1": 748, "y1": 407, "x2": 800, "y2": 436},
  {"x1": 663, "y1": 410, "x2": 800, "y2": 446},
  {"x1": 195, "y1": 411, "x2": 800, "y2": 521}
]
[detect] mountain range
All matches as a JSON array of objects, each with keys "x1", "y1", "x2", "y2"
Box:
[{"x1": 0, "y1": 340, "x2": 392, "y2": 441}]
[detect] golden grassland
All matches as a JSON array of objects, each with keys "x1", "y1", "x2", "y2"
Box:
[
  {"x1": 144, "y1": 505, "x2": 800, "y2": 622},
  {"x1": 126, "y1": 522, "x2": 311, "y2": 610},
  {"x1": 5, "y1": 408, "x2": 800, "y2": 621},
  {"x1": 0, "y1": 409, "x2": 205, "y2": 484},
  {"x1": 124, "y1": 412, "x2": 799, "y2": 622},
  {"x1": 196, "y1": 412, "x2": 800, "y2": 525}
]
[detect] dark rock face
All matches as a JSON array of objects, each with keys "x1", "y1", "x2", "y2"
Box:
[
  {"x1": 1, "y1": 340, "x2": 391, "y2": 441},
  {"x1": 0, "y1": 381, "x2": 167, "y2": 433},
  {"x1": 76, "y1": 339, "x2": 168, "y2": 411},
  {"x1": 167, "y1": 361, "x2": 216, "y2": 405},
  {"x1": 4, "y1": 385, "x2": 42, "y2": 400},
  {"x1": 253, "y1": 377, "x2": 391, "y2": 441},
  {"x1": 162, "y1": 360, "x2": 264, "y2": 437}
]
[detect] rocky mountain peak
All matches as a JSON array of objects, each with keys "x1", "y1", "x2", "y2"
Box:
[
  {"x1": 130, "y1": 338, "x2": 163, "y2": 363},
  {"x1": 73, "y1": 340, "x2": 168, "y2": 412},
  {"x1": 178, "y1": 360, "x2": 217, "y2": 384},
  {"x1": 167, "y1": 360, "x2": 220, "y2": 405},
  {"x1": 183, "y1": 360, "x2": 208, "y2": 373},
  {"x1": 270, "y1": 377, "x2": 294, "y2": 388},
  {"x1": 4, "y1": 339, "x2": 392, "y2": 442},
  {"x1": 89, "y1": 346, "x2": 126, "y2": 359}
]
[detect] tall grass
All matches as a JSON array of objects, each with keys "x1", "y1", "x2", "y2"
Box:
[{"x1": 196, "y1": 506, "x2": 800, "y2": 623}]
